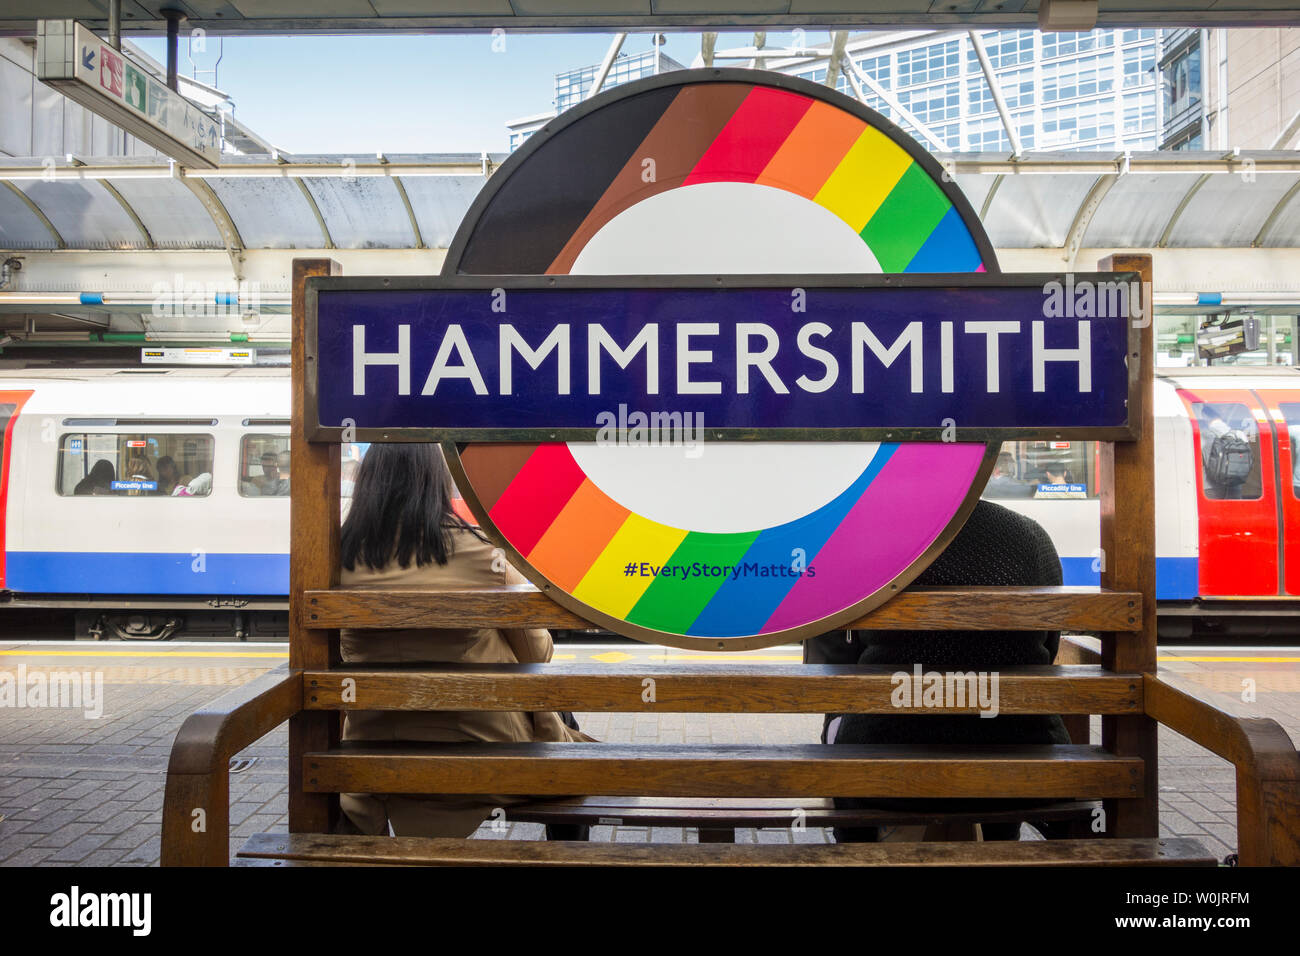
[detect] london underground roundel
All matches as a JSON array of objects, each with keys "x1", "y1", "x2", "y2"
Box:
[{"x1": 442, "y1": 70, "x2": 998, "y2": 650}]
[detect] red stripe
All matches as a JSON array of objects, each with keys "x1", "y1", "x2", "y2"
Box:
[
  {"x1": 682, "y1": 87, "x2": 813, "y2": 186},
  {"x1": 0, "y1": 390, "x2": 33, "y2": 590},
  {"x1": 487, "y1": 443, "x2": 586, "y2": 557}
]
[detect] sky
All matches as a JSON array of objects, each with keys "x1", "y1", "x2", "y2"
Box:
[
  {"x1": 128, "y1": 32, "x2": 687, "y2": 154},
  {"x1": 131, "y1": 31, "x2": 829, "y2": 155}
]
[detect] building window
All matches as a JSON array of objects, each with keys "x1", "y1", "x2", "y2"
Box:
[
  {"x1": 897, "y1": 40, "x2": 960, "y2": 87},
  {"x1": 1163, "y1": 45, "x2": 1202, "y2": 126}
]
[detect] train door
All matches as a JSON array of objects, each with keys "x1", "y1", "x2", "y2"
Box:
[
  {"x1": 1252, "y1": 389, "x2": 1300, "y2": 596},
  {"x1": 0, "y1": 390, "x2": 33, "y2": 590},
  {"x1": 1177, "y1": 387, "x2": 1279, "y2": 596}
]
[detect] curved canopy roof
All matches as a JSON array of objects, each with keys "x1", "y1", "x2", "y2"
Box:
[{"x1": 2, "y1": 151, "x2": 1298, "y2": 255}]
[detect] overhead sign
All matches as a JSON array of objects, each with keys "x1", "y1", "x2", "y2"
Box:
[
  {"x1": 36, "y1": 20, "x2": 221, "y2": 169},
  {"x1": 142, "y1": 347, "x2": 255, "y2": 366},
  {"x1": 308, "y1": 274, "x2": 1138, "y2": 442}
]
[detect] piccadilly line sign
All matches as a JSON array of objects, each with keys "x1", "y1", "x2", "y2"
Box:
[{"x1": 305, "y1": 273, "x2": 1141, "y2": 443}]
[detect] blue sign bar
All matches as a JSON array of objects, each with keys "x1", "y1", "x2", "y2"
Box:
[{"x1": 308, "y1": 274, "x2": 1138, "y2": 441}]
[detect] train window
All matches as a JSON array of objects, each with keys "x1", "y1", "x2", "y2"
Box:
[
  {"x1": 240, "y1": 435, "x2": 291, "y2": 497},
  {"x1": 57, "y1": 433, "x2": 215, "y2": 497},
  {"x1": 1279, "y1": 404, "x2": 1300, "y2": 499},
  {"x1": 1191, "y1": 402, "x2": 1262, "y2": 501},
  {"x1": 982, "y1": 440, "x2": 1098, "y2": 499}
]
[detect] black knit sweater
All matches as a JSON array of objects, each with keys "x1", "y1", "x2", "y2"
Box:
[{"x1": 809, "y1": 499, "x2": 1071, "y2": 747}]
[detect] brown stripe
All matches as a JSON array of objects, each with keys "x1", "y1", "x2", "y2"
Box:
[
  {"x1": 547, "y1": 83, "x2": 753, "y2": 275},
  {"x1": 458, "y1": 443, "x2": 539, "y2": 512}
]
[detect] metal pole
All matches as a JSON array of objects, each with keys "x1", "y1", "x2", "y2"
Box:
[
  {"x1": 968, "y1": 30, "x2": 1024, "y2": 156},
  {"x1": 108, "y1": 0, "x2": 121, "y2": 50},
  {"x1": 842, "y1": 54, "x2": 951, "y2": 152},
  {"x1": 585, "y1": 33, "x2": 627, "y2": 101},
  {"x1": 163, "y1": 9, "x2": 183, "y2": 92}
]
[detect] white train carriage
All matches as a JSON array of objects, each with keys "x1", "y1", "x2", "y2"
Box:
[
  {"x1": 0, "y1": 369, "x2": 294, "y2": 638},
  {"x1": 2, "y1": 366, "x2": 1299, "y2": 639}
]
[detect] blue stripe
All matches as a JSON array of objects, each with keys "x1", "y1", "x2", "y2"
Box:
[
  {"x1": 1059, "y1": 555, "x2": 1199, "y2": 600},
  {"x1": 5, "y1": 552, "x2": 288, "y2": 595},
  {"x1": 688, "y1": 444, "x2": 899, "y2": 637},
  {"x1": 903, "y1": 206, "x2": 983, "y2": 274}
]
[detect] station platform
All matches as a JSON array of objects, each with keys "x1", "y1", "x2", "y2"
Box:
[{"x1": 1, "y1": 638, "x2": 1297, "y2": 866}]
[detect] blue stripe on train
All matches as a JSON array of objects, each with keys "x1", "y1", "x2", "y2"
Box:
[
  {"x1": 5, "y1": 551, "x2": 1202, "y2": 601},
  {"x1": 5, "y1": 551, "x2": 289, "y2": 595},
  {"x1": 1059, "y1": 556, "x2": 1199, "y2": 600}
]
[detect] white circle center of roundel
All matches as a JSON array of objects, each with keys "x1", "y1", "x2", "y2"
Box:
[{"x1": 566, "y1": 181, "x2": 883, "y2": 535}]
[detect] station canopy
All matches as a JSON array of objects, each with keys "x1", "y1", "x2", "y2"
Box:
[
  {"x1": 1, "y1": 1, "x2": 1296, "y2": 33},
  {"x1": 2, "y1": 150, "x2": 1298, "y2": 254}
]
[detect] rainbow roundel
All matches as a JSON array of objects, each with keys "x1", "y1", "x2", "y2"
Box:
[{"x1": 443, "y1": 70, "x2": 998, "y2": 649}]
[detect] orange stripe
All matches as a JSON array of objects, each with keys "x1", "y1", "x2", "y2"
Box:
[
  {"x1": 527, "y1": 478, "x2": 631, "y2": 592},
  {"x1": 755, "y1": 100, "x2": 865, "y2": 199}
]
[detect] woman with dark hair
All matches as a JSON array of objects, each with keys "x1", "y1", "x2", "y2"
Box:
[
  {"x1": 337, "y1": 443, "x2": 592, "y2": 839},
  {"x1": 74, "y1": 459, "x2": 115, "y2": 495}
]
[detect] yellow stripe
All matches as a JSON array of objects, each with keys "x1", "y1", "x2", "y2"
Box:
[
  {"x1": 572, "y1": 514, "x2": 688, "y2": 620},
  {"x1": 0, "y1": 649, "x2": 288, "y2": 658},
  {"x1": 813, "y1": 126, "x2": 912, "y2": 233}
]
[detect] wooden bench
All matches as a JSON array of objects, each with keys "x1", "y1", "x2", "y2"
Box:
[{"x1": 160, "y1": 254, "x2": 1300, "y2": 868}]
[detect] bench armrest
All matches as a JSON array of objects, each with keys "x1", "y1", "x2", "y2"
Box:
[
  {"x1": 161, "y1": 666, "x2": 302, "y2": 866},
  {"x1": 1145, "y1": 674, "x2": 1300, "y2": 866}
]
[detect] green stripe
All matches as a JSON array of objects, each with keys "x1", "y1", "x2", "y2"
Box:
[
  {"x1": 859, "y1": 163, "x2": 951, "y2": 272},
  {"x1": 625, "y1": 529, "x2": 760, "y2": 633}
]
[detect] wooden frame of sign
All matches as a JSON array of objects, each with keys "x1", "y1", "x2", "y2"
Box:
[{"x1": 160, "y1": 254, "x2": 1300, "y2": 867}]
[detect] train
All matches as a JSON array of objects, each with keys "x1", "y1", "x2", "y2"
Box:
[{"x1": 1, "y1": 365, "x2": 1298, "y2": 640}]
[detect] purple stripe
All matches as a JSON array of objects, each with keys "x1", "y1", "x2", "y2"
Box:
[{"x1": 761, "y1": 443, "x2": 986, "y2": 632}]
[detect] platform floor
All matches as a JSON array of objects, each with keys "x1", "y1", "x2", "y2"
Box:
[{"x1": 1, "y1": 639, "x2": 1297, "y2": 866}]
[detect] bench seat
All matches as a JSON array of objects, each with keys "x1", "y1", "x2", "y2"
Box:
[
  {"x1": 504, "y1": 795, "x2": 1103, "y2": 832},
  {"x1": 233, "y1": 833, "x2": 1216, "y2": 867}
]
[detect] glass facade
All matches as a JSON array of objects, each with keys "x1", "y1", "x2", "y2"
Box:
[
  {"x1": 554, "y1": 49, "x2": 685, "y2": 112},
  {"x1": 787, "y1": 29, "x2": 1161, "y2": 153}
]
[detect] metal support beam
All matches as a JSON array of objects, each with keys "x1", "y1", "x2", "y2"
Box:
[
  {"x1": 701, "y1": 32, "x2": 716, "y2": 69},
  {"x1": 1064, "y1": 173, "x2": 1119, "y2": 268},
  {"x1": 749, "y1": 32, "x2": 766, "y2": 70},
  {"x1": 824, "y1": 30, "x2": 847, "y2": 90},
  {"x1": 1158, "y1": 173, "x2": 1211, "y2": 248},
  {"x1": 1, "y1": 182, "x2": 66, "y2": 249},
  {"x1": 586, "y1": 33, "x2": 627, "y2": 101},
  {"x1": 968, "y1": 30, "x2": 1023, "y2": 156},
  {"x1": 842, "y1": 53, "x2": 951, "y2": 152},
  {"x1": 98, "y1": 179, "x2": 156, "y2": 250},
  {"x1": 1272, "y1": 108, "x2": 1300, "y2": 150},
  {"x1": 1254, "y1": 178, "x2": 1300, "y2": 248},
  {"x1": 380, "y1": 154, "x2": 425, "y2": 251},
  {"x1": 108, "y1": 0, "x2": 121, "y2": 50},
  {"x1": 162, "y1": 9, "x2": 184, "y2": 91}
]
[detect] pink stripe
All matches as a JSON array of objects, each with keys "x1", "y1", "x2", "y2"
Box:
[
  {"x1": 761, "y1": 443, "x2": 987, "y2": 632},
  {"x1": 976, "y1": 263, "x2": 987, "y2": 272}
]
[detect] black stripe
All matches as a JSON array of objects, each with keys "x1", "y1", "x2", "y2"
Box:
[{"x1": 455, "y1": 85, "x2": 679, "y2": 276}]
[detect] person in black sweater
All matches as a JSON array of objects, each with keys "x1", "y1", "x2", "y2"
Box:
[{"x1": 805, "y1": 498, "x2": 1070, "y2": 842}]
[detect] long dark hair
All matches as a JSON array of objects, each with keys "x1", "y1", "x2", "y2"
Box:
[{"x1": 340, "y1": 444, "x2": 480, "y2": 571}]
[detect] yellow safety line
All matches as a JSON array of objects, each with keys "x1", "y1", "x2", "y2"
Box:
[{"x1": 0, "y1": 649, "x2": 289, "y2": 658}]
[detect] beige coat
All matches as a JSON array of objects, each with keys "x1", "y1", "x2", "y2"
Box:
[{"x1": 338, "y1": 527, "x2": 590, "y2": 837}]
